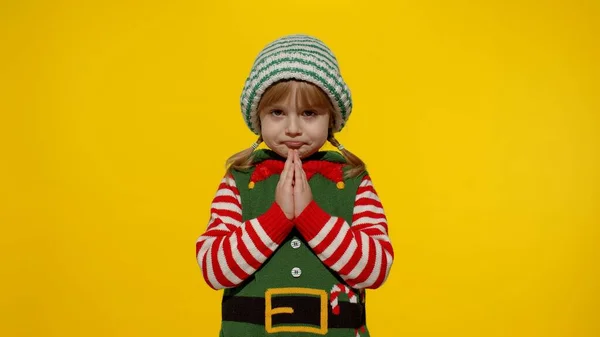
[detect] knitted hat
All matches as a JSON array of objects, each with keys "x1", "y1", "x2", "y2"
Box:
[{"x1": 240, "y1": 34, "x2": 352, "y2": 135}]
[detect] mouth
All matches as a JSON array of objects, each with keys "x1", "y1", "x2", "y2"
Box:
[{"x1": 283, "y1": 141, "x2": 305, "y2": 149}]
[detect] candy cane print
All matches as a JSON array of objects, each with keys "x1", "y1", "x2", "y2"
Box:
[
  {"x1": 330, "y1": 284, "x2": 366, "y2": 337},
  {"x1": 329, "y1": 283, "x2": 357, "y2": 315}
]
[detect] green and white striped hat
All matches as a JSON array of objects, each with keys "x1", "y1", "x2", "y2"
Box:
[{"x1": 240, "y1": 34, "x2": 352, "y2": 135}]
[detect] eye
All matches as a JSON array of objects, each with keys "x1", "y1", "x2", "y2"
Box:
[
  {"x1": 302, "y1": 110, "x2": 317, "y2": 117},
  {"x1": 270, "y1": 109, "x2": 283, "y2": 117}
]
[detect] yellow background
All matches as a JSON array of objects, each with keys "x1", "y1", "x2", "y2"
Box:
[{"x1": 1, "y1": 0, "x2": 599, "y2": 336}]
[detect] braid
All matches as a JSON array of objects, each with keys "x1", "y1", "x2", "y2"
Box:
[
  {"x1": 327, "y1": 133, "x2": 366, "y2": 178},
  {"x1": 225, "y1": 136, "x2": 263, "y2": 175}
]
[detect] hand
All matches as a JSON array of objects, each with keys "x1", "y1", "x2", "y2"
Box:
[
  {"x1": 293, "y1": 150, "x2": 313, "y2": 218},
  {"x1": 275, "y1": 149, "x2": 295, "y2": 220}
]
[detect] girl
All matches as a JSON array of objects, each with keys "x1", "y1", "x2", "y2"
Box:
[{"x1": 196, "y1": 34, "x2": 394, "y2": 337}]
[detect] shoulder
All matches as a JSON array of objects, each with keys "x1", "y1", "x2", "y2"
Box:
[
  {"x1": 356, "y1": 173, "x2": 374, "y2": 187},
  {"x1": 219, "y1": 172, "x2": 240, "y2": 190},
  {"x1": 343, "y1": 171, "x2": 370, "y2": 196}
]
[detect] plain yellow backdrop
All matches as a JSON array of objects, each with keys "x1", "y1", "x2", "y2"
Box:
[{"x1": 1, "y1": 0, "x2": 599, "y2": 336}]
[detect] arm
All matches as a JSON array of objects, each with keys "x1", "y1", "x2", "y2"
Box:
[
  {"x1": 195, "y1": 175, "x2": 294, "y2": 290},
  {"x1": 294, "y1": 175, "x2": 394, "y2": 289}
]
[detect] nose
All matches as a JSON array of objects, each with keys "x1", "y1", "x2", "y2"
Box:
[{"x1": 285, "y1": 115, "x2": 301, "y2": 136}]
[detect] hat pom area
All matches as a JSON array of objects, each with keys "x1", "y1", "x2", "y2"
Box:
[{"x1": 239, "y1": 34, "x2": 352, "y2": 135}]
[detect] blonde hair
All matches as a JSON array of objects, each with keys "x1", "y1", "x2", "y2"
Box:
[{"x1": 226, "y1": 80, "x2": 366, "y2": 178}]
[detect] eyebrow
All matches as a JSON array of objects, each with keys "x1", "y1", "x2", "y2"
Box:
[
  {"x1": 262, "y1": 104, "x2": 285, "y2": 110},
  {"x1": 261, "y1": 105, "x2": 327, "y2": 113}
]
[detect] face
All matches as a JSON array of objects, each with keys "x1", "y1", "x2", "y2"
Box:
[{"x1": 259, "y1": 81, "x2": 331, "y2": 159}]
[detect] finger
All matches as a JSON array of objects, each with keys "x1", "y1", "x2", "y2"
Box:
[
  {"x1": 294, "y1": 153, "x2": 302, "y2": 191},
  {"x1": 279, "y1": 149, "x2": 292, "y2": 184},
  {"x1": 285, "y1": 150, "x2": 295, "y2": 188},
  {"x1": 296, "y1": 150, "x2": 303, "y2": 169},
  {"x1": 295, "y1": 150, "x2": 308, "y2": 185},
  {"x1": 301, "y1": 162, "x2": 309, "y2": 188}
]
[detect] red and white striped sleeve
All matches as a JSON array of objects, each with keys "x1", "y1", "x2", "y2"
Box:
[
  {"x1": 294, "y1": 175, "x2": 394, "y2": 289},
  {"x1": 195, "y1": 174, "x2": 293, "y2": 290}
]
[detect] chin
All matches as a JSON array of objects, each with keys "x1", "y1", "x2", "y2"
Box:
[
  {"x1": 299, "y1": 148, "x2": 319, "y2": 159},
  {"x1": 274, "y1": 147, "x2": 291, "y2": 158}
]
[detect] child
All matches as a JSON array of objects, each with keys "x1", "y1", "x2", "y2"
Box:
[{"x1": 195, "y1": 34, "x2": 394, "y2": 337}]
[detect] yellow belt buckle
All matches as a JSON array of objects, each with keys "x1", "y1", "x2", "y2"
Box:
[{"x1": 265, "y1": 287, "x2": 328, "y2": 335}]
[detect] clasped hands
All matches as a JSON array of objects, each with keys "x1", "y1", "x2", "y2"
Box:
[{"x1": 275, "y1": 149, "x2": 313, "y2": 220}]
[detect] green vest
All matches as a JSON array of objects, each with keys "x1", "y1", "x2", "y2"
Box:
[{"x1": 220, "y1": 150, "x2": 371, "y2": 337}]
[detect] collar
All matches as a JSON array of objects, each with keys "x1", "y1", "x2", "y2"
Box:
[{"x1": 248, "y1": 149, "x2": 347, "y2": 189}]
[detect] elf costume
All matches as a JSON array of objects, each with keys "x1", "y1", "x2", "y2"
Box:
[{"x1": 195, "y1": 35, "x2": 393, "y2": 336}]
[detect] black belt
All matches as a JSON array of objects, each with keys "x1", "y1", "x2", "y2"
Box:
[{"x1": 222, "y1": 294, "x2": 365, "y2": 329}]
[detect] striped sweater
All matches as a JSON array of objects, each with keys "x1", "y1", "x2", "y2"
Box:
[{"x1": 196, "y1": 174, "x2": 394, "y2": 290}]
